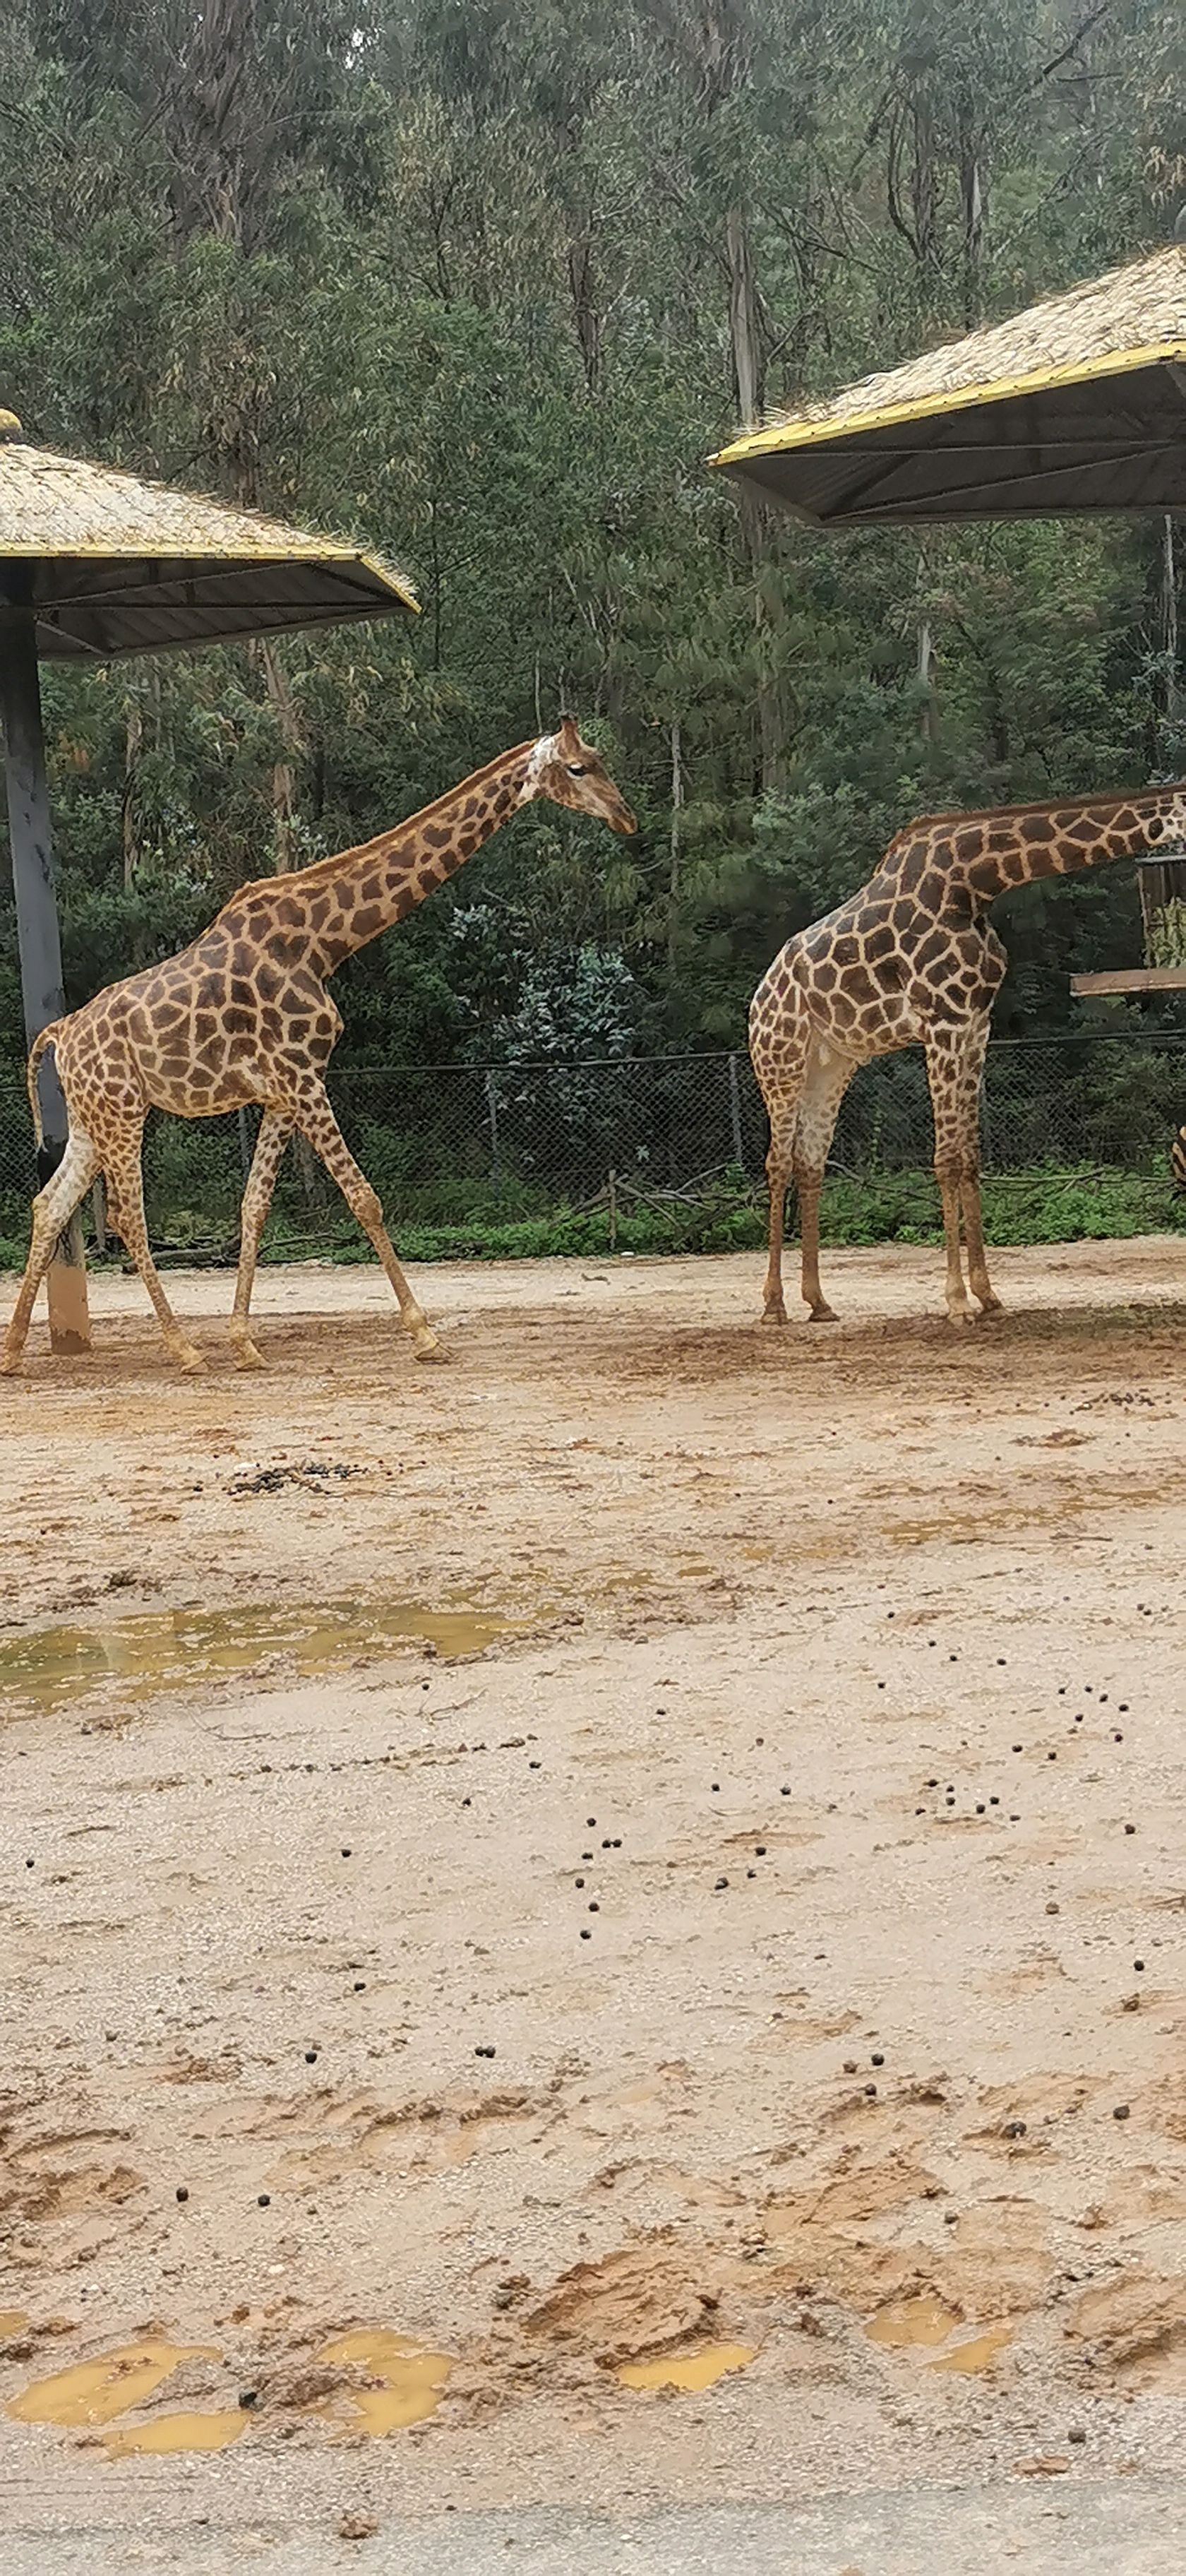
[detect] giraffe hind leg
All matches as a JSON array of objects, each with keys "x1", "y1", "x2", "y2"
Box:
[
  {"x1": 1, "y1": 1127, "x2": 100, "y2": 1373},
  {"x1": 925, "y1": 1032, "x2": 982, "y2": 1324},
  {"x1": 753, "y1": 1025, "x2": 810, "y2": 1326},
  {"x1": 760, "y1": 1092, "x2": 796, "y2": 1324},
  {"x1": 955, "y1": 1033, "x2": 1002, "y2": 1315},
  {"x1": 793, "y1": 1039, "x2": 857, "y2": 1321},
  {"x1": 102, "y1": 1137, "x2": 206, "y2": 1373}
]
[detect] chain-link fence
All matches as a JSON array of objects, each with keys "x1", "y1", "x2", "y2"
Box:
[{"x1": 2, "y1": 1030, "x2": 1185, "y2": 1262}]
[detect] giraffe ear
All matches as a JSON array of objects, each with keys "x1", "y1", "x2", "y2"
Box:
[{"x1": 557, "y1": 714, "x2": 581, "y2": 754}]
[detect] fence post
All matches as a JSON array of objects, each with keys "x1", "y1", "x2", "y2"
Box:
[
  {"x1": 727, "y1": 1051, "x2": 745, "y2": 1169},
  {"x1": 485, "y1": 1070, "x2": 501, "y2": 1190}
]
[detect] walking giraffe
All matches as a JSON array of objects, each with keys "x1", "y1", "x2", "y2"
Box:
[
  {"x1": 2, "y1": 720, "x2": 635, "y2": 1376},
  {"x1": 750, "y1": 784, "x2": 1186, "y2": 1328}
]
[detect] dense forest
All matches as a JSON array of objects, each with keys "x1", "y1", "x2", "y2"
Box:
[{"x1": 1, "y1": 0, "x2": 1185, "y2": 1082}]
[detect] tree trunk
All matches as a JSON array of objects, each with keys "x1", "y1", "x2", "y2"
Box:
[
  {"x1": 725, "y1": 203, "x2": 762, "y2": 427},
  {"x1": 256, "y1": 633, "x2": 301, "y2": 869},
  {"x1": 724, "y1": 203, "x2": 782, "y2": 789},
  {"x1": 959, "y1": 118, "x2": 985, "y2": 327},
  {"x1": 169, "y1": 0, "x2": 268, "y2": 250},
  {"x1": 122, "y1": 698, "x2": 143, "y2": 888},
  {"x1": 917, "y1": 595, "x2": 936, "y2": 746},
  {"x1": 668, "y1": 716, "x2": 683, "y2": 972},
  {"x1": 567, "y1": 228, "x2": 601, "y2": 399},
  {"x1": 1161, "y1": 511, "x2": 1180, "y2": 724}
]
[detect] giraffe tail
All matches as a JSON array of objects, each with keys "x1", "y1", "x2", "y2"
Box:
[
  {"x1": 1172, "y1": 1123, "x2": 1186, "y2": 1192},
  {"x1": 25, "y1": 1022, "x2": 61, "y2": 1151}
]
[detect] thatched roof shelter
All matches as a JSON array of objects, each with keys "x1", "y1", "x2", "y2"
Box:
[
  {"x1": 0, "y1": 422, "x2": 417, "y2": 657},
  {"x1": 0, "y1": 411, "x2": 418, "y2": 1349},
  {"x1": 712, "y1": 242, "x2": 1186, "y2": 525}
]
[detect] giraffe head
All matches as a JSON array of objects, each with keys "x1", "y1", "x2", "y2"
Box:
[
  {"x1": 1144, "y1": 786, "x2": 1186, "y2": 846},
  {"x1": 520, "y1": 716, "x2": 637, "y2": 835}
]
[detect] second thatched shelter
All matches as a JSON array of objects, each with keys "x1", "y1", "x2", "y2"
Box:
[{"x1": 712, "y1": 242, "x2": 1186, "y2": 525}]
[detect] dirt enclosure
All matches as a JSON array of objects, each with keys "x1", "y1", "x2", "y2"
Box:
[{"x1": 2, "y1": 1239, "x2": 1185, "y2": 2530}]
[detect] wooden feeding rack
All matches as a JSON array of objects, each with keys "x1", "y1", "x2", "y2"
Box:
[{"x1": 1070, "y1": 847, "x2": 1186, "y2": 997}]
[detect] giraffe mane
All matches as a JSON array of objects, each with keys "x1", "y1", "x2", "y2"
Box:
[
  {"x1": 892, "y1": 781, "x2": 1186, "y2": 844},
  {"x1": 223, "y1": 739, "x2": 541, "y2": 910}
]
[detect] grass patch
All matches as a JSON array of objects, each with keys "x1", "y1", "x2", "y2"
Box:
[{"x1": 2, "y1": 1167, "x2": 1183, "y2": 1274}]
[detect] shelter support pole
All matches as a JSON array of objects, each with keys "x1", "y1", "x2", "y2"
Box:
[{"x1": 0, "y1": 581, "x2": 91, "y2": 1352}]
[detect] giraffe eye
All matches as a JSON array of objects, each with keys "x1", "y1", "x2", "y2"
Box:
[{"x1": 566, "y1": 762, "x2": 587, "y2": 776}]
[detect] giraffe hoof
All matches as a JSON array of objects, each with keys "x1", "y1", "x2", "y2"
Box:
[
  {"x1": 232, "y1": 1340, "x2": 265, "y2": 1371},
  {"x1": 760, "y1": 1304, "x2": 787, "y2": 1328},
  {"x1": 946, "y1": 1306, "x2": 976, "y2": 1328},
  {"x1": 0, "y1": 1352, "x2": 24, "y2": 1377},
  {"x1": 413, "y1": 1337, "x2": 449, "y2": 1364},
  {"x1": 976, "y1": 1295, "x2": 1004, "y2": 1318},
  {"x1": 174, "y1": 1343, "x2": 207, "y2": 1374},
  {"x1": 807, "y1": 1303, "x2": 838, "y2": 1324}
]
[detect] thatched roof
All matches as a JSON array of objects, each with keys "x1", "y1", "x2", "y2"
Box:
[
  {"x1": 0, "y1": 419, "x2": 417, "y2": 660},
  {"x1": 712, "y1": 243, "x2": 1186, "y2": 525}
]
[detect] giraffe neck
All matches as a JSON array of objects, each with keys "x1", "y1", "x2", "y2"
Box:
[
  {"x1": 282, "y1": 741, "x2": 538, "y2": 972},
  {"x1": 917, "y1": 788, "x2": 1186, "y2": 905}
]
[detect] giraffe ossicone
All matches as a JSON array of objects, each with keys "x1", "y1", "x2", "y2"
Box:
[
  {"x1": 1, "y1": 723, "x2": 635, "y2": 1377},
  {"x1": 750, "y1": 783, "x2": 1186, "y2": 1329}
]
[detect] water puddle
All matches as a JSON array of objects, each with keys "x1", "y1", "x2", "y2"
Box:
[
  {"x1": 103, "y1": 2409, "x2": 248, "y2": 2457},
  {"x1": 930, "y1": 2325, "x2": 1013, "y2": 2375},
  {"x1": 616, "y1": 2342, "x2": 755, "y2": 2393},
  {"x1": 6, "y1": 2339, "x2": 217, "y2": 2429},
  {"x1": 0, "y1": 1599, "x2": 521, "y2": 1717},
  {"x1": 866, "y1": 2295, "x2": 962, "y2": 2350},
  {"x1": 865, "y1": 2301, "x2": 1013, "y2": 2375},
  {"x1": 316, "y1": 2329, "x2": 453, "y2": 2433}
]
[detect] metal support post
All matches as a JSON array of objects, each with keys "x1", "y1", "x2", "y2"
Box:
[
  {"x1": 0, "y1": 575, "x2": 90, "y2": 1351},
  {"x1": 485, "y1": 1070, "x2": 501, "y2": 1190},
  {"x1": 727, "y1": 1051, "x2": 745, "y2": 1169}
]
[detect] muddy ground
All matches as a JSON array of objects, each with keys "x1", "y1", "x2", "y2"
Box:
[{"x1": 1, "y1": 1239, "x2": 1185, "y2": 2532}]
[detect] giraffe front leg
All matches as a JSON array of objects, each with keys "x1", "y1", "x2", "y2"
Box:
[
  {"x1": 925, "y1": 1037, "x2": 976, "y2": 1323},
  {"x1": 960, "y1": 1176, "x2": 1002, "y2": 1316},
  {"x1": 936, "y1": 1167, "x2": 974, "y2": 1324},
  {"x1": 228, "y1": 1111, "x2": 294, "y2": 1368},
  {"x1": 761, "y1": 1122, "x2": 791, "y2": 1323},
  {"x1": 792, "y1": 1041, "x2": 854, "y2": 1321},
  {"x1": 295, "y1": 1088, "x2": 447, "y2": 1363},
  {"x1": 1, "y1": 1130, "x2": 100, "y2": 1373},
  {"x1": 755, "y1": 1049, "x2": 809, "y2": 1326}
]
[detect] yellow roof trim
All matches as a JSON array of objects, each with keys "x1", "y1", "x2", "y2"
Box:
[
  {"x1": 710, "y1": 336, "x2": 1186, "y2": 467},
  {"x1": 355, "y1": 550, "x2": 420, "y2": 614}
]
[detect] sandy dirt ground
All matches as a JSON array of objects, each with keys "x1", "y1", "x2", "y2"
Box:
[{"x1": 1, "y1": 1238, "x2": 1185, "y2": 2533}]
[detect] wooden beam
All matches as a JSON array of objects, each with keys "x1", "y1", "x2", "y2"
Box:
[{"x1": 1070, "y1": 965, "x2": 1186, "y2": 994}]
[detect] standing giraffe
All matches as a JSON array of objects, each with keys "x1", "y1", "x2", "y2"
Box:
[
  {"x1": 2, "y1": 719, "x2": 635, "y2": 1376},
  {"x1": 750, "y1": 784, "x2": 1186, "y2": 1328}
]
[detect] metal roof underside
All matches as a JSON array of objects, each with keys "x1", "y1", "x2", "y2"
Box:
[
  {"x1": 712, "y1": 243, "x2": 1186, "y2": 526},
  {"x1": 0, "y1": 439, "x2": 417, "y2": 660}
]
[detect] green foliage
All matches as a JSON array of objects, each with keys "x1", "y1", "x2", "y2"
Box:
[
  {"x1": 264, "y1": 1166, "x2": 1186, "y2": 1263},
  {"x1": 1, "y1": 0, "x2": 1185, "y2": 1087}
]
